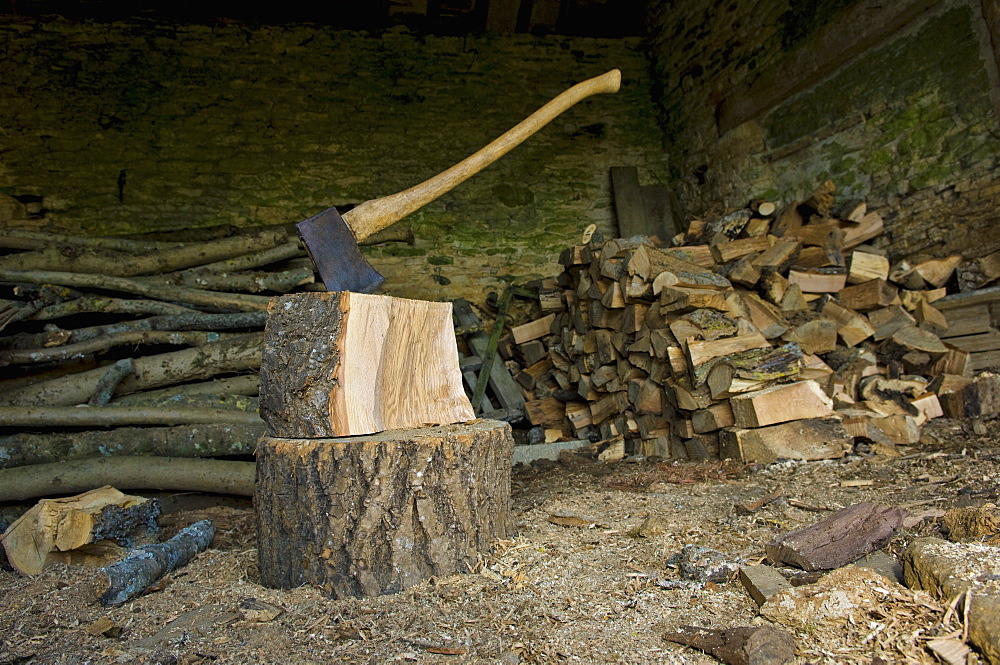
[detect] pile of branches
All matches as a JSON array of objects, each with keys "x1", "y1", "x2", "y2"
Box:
[{"x1": 0, "y1": 223, "x2": 408, "y2": 497}]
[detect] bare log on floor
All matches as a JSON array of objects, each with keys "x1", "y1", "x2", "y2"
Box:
[
  {"x1": 97, "y1": 519, "x2": 216, "y2": 606},
  {"x1": 256, "y1": 420, "x2": 513, "y2": 598},
  {"x1": 766, "y1": 502, "x2": 907, "y2": 571},
  {"x1": 0, "y1": 457, "x2": 255, "y2": 501},
  {"x1": 260, "y1": 293, "x2": 473, "y2": 438},
  {"x1": 0, "y1": 333, "x2": 263, "y2": 406},
  {"x1": 0, "y1": 405, "x2": 262, "y2": 428},
  {"x1": 0, "y1": 269, "x2": 271, "y2": 312},
  {"x1": 0, "y1": 422, "x2": 264, "y2": 468}
]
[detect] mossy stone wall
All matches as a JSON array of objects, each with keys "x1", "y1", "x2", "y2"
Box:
[
  {"x1": 0, "y1": 18, "x2": 667, "y2": 301},
  {"x1": 646, "y1": 0, "x2": 1000, "y2": 262}
]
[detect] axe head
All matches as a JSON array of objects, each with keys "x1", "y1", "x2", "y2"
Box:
[{"x1": 296, "y1": 206, "x2": 385, "y2": 294}]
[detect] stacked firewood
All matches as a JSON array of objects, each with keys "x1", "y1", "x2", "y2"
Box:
[{"x1": 501, "y1": 181, "x2": 1000, "y2": 461}]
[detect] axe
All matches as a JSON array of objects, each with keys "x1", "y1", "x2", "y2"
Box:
[{"x1": 297, "y1": 69, "x2": 621, "y2": 293}]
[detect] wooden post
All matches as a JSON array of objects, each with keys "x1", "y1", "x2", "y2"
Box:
[{"x1": 256, "y1": 420, "x2": 513, "y2": 598}]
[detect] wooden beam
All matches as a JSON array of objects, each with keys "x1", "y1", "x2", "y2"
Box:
[
  {"x1": 717, "y1": 0, "x2": 944, "y2": 134},
  {"x1": 978, "y1": 0, "x2": 1000, "y2": 116},
  {"x1": 611, "y1": 166, "x2": 647, "y2": 239},
  {"x1": 486, "y1": 0, "x2": 521, "y2": 33}
]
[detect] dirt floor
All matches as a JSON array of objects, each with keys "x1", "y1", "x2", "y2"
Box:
[{"x1": 2, "y1": 416, "x2": 999, "y2": 665}]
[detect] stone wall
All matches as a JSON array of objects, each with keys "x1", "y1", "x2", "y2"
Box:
[
  {"x1": 646, "y1": 0, "x2": 1000, "y2": 262},
  {"x1": 0, "y1": 18, "x2": 667, "y2": 301}
]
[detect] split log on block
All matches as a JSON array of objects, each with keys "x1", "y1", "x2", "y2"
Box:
[
  {"x1": 729, "y1": 380, "x2": 833, "y2": 428},
  {"x1": 765, "y1": 502, "x2": 907, "y2": 571},
  {"x1": 260, "y1": 293, "x2": 473, "y2": 438},
  {"x1": 787, "y1": 267, "x2": 846, "y2": 294},
  {"x1": 511, "y1": 314, "x2": 556, "y2": 344},
  {"x1": 720, "y1": 417, "x2": 851, "y2": 464},
  {"x1": 837, "y1": 278, "x2": 898, "y2": 311},
  {"x1": 848, "y1": 251, "x2": 889, "y2": 284},
  {"x1": 255, "y1": 420, "x2": 513, "y2": 598},
  {"x1": 98, "y1": 519, "x2": 215, "y2": 607},
  {"x1": 821, "y1": 299, "x2": 874, "y2": 347},
  {"x1": 1, "y1": 486, "x2": 160, "y2": 576}
]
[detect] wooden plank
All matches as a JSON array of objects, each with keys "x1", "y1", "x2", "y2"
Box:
[
  {"x1": 611, "y1": 166, "x2": 648, "y2": 239},
  {"x1": 717, "y1": 0, "x2": 944, "y2": 133},
  {"x1": 940, "y1": 303, "x2": 992, "y2": 338},
  {"x1": 641, "y1": 184, "x2": 681, "y2": 240},
  {"x1": 485, "y1": 0, "x2": 521, "y2": 33},
  {"x1": 528, "y1": 0, "x2": 561, "y2": 33}
]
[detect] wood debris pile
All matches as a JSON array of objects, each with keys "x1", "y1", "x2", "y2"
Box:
[{"x1": 499, "y1": 180, "x2": 1000, "y2": 461}]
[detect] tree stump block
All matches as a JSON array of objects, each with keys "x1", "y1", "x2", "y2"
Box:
[{"x1": 255, "y1": 419, "x2": 514, "y2": 598}]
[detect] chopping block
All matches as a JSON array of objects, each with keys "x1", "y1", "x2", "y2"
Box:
[{"x1": 255, "y1": 292, "x2": 514, "y2": 598}]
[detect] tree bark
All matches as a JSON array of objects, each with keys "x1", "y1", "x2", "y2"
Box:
[
  {"x1": 0, "y1": 422, "x2": 264, "y2": 468},
  {"x1": 0, "y1": 405, "x2": 262, "y2": 427},
  {"x1": 256, "y1": 420, "x2": 514, "y2": 598},
  {"x1": 0, "y1": 457, "x2": 255, "y2": 501},
  {"x1": 97, "y1": 519, "x2": 216, "y2": 606}
]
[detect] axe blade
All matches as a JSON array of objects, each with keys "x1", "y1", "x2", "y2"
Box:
[{"x1": 296, "y1": 206, "x2": 385, "y2": 294}]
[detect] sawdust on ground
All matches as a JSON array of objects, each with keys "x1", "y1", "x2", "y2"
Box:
[{"x1": 2, "y1": 416, "x2": 998, "y2": 665}]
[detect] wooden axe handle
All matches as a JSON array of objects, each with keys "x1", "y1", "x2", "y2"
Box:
[{"x1": 343, "y1": 69, "x2": 622, "y2": 241}]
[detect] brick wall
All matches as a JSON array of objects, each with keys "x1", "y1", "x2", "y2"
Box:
[
  {"x1": 0, "y1": 19, "x2": 667, "y2": 301},
  {"x1": 646, "y1": 0, "x2": 1000, "y2": 262}
]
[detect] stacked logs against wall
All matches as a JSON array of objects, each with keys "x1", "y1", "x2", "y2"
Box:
[
  {"x1": 498, "y1": 181, "x2": 1000, "y2": 462},
  {"x1": 0, "y1": 224, "x2": 410, "y2": 469}
]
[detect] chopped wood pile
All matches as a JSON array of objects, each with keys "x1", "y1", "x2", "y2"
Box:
[{"x1": 498, "y1": 181, "x2": 1000, "y2": 461}]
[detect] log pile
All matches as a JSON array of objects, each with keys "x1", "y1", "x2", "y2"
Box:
[
  {"x1": 497, "y1": 181, "x2": 996, "y2": 461},
  {"x1": 0, "y1": 224, "x2": 402, "y2": 471}
]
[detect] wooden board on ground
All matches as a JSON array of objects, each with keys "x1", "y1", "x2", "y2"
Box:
[
  {"x1": 260, "y1": 293, "x2": 474, "y2": 438},
  {"x1": 256, "y1": 420, "x2": 514, "y2": 598}
]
